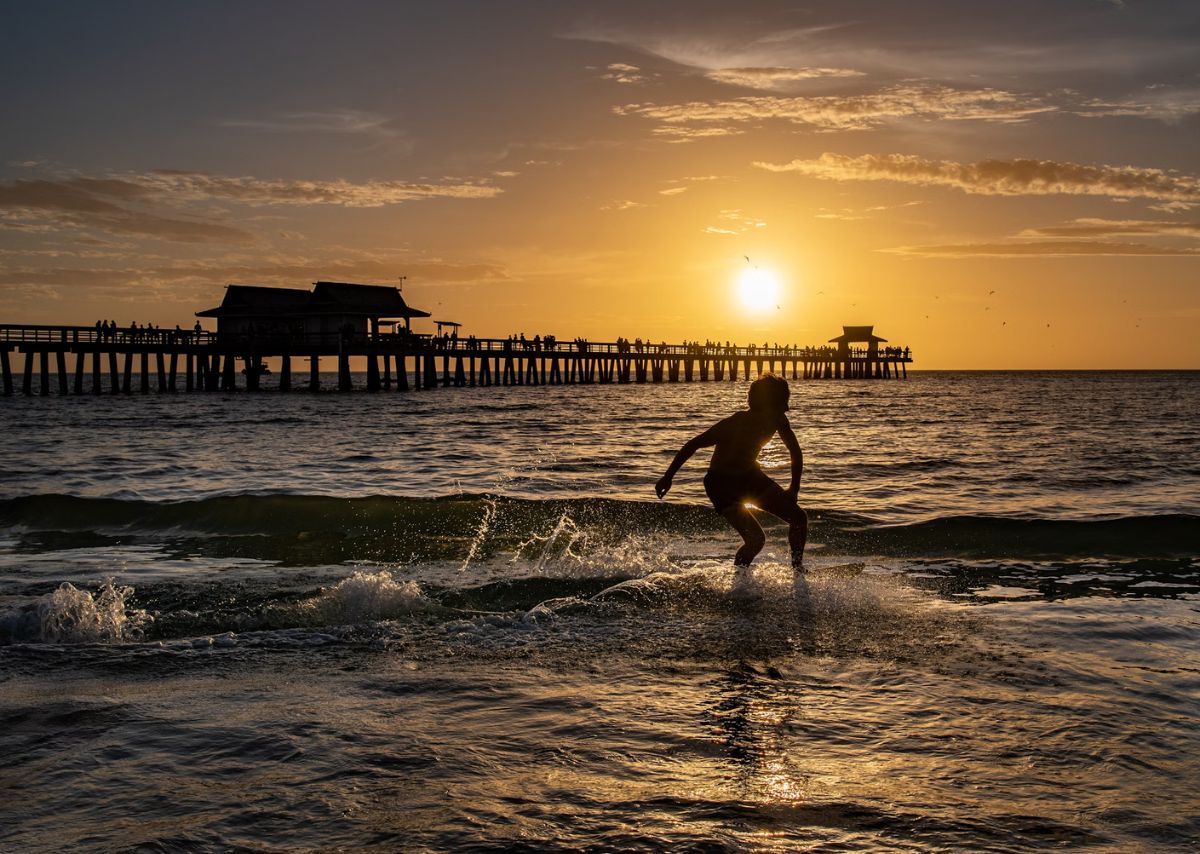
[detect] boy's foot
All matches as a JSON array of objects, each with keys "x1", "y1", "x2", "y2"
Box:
[{"x1": 791, "y1": 558, "x2": 805, "y2": 573}]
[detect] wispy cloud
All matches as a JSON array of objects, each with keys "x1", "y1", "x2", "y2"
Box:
[
  {"x1": 616, "y1": 85, "x2": 1054, "y2": 136},
  {"x1": 883, "y1": 240, "x2": 1200, "y2": 257},
  {"x1": 1019, "y1": 218, "x2": 1200, "y2": 238},
  {"x1": 705, "y1": 66, "x2": 864, "y2": 90},
  {"x1": 0, "y1": 178, "x2": 256, "y2": 244},
  {"x1": 134, "y1": 170, "x2": 501, "y2": 207},
  {"x1": 702, "y1": 209, "x2": 766, "y2": 235},
  {"x1": 651, "y1": 125, "x2": 745, "y2": 143},
  {"x1": 755, "y1": 153, "x2": 1200, "y2": 202},
  {"x1": 815, "y1": 200, "x2": 923, "y2": 221},
  {"x1": 569, "y1": 21, "x2": 1197, "y2": 87},
  {"x1": 0, "y1": 168, "x2": 504, "y2": 243},
  {"x1": 600, "y1": 199, "x2": 645, "y2": 211},
  {"x1": 594, "y1": 62, "x2": 653, "y2": 85},
  {"x1": 219, "y1": 109, "x2": 412, "y2": 148},
  {"x1": 1072, "y1": 85, "x2": 1200, "y2": 123},
  {"x1": 0, "y1": 250, "x2": 510, "y2": 302}
]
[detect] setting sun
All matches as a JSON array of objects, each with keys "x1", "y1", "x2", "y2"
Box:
[{"x1": 738, "y1": 267, "x2": 782, "y2": 313}]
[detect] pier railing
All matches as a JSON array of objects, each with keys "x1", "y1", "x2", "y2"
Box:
[
  {"x1": 0, "y1": 324, "x2": 910, "y2": 360},
  {"x1": 0, "y1": 323, "x2": 912, "y2": 396}
]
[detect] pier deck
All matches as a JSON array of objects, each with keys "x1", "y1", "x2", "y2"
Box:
[{"x1": 0, "y1": 324, "x2": 912, "y2": 396}]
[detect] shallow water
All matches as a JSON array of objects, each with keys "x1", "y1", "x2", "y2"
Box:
[{"x1": 1, "y1": 372, "x2": 1198, "y2": 851}]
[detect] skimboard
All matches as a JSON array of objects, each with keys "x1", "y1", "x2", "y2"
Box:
[{"x1": 806, "y1": 562, "x2": 866, "y2": 579}]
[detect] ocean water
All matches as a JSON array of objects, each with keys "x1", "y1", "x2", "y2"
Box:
[{"x1": 1, "y1": 371, "x2": 1198, "y2": 852}]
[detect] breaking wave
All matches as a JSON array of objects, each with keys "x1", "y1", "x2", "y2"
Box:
[{"x1": 0, "y1": 493, "x2": 1195, "y2": 560}]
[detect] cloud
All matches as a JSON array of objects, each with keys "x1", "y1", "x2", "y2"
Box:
[
  {"x1": 705, "y1": 66, "x2": 864, "y2": 90},
  {"x1": 569, "y1": 21, "x2": 1196, "y2": 88},
  {"x1": 0, "y1": 253, "x2": 510, "y2": 303},
  {"x1": 0, "y1": 178, "x2": 256, "y2": 243},
  {"x1": 755, "y1": 153, "x2": 1200, "y2": 201},
  {"x1": 815, "y1": 200, "x2": 924, "y2": 220},
  {"x1": 600, "y1": 199, "x2": 646, "y2": 211},
  {"x1": 1148, "y1": 200, "x2": 1197, "y2": 213},
  {"x1": 134, "y1": 170, "x2": 501, "y2": 207},
  {"x1": 596, "y1": 62, "x2": 653, "y2": 85},
  {"x1": 650, "y1": 125, "x2": 745, "y2": 142},
  {"x1": 883, "y1": 240, "x2": 1200, "y2": 257},
  {"x1": 1073, "y1": 86, "x2": 1200, "y2": 123},
  {"x1": 1020, "y1": 218, "x2": 1200, "y2": 238},
  {"x1": 615, "y1": 85, "x2": 1054, "y2": 136},
  {"x1": 702, "y1": 209, "x2": 765, "y2": 235},
  {"x1": 658, "y1": 186, "x2": 688, "y2": 196},
  {"x1": 219, "y1": 109, "x2": 412, "y2": 148},
  {"x1": 0, "y1": 168, "x2": 504, "y2": 242}
]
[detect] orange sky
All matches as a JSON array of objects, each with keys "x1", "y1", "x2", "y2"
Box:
[{"x1": 1, "y1": 1, "x2": 1197, "y2": 368}]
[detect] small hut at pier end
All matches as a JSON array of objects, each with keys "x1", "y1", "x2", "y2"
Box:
[
  {"x1": 826, "y1": 325, "x2": 907, "y2": 379},
  {"x1": 829, "y1": 325, "x2": 887, "y2": 360}
]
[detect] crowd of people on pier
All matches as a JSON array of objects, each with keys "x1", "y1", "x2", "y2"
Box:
[
  {"x1": 94, "y1": 319, "x2": 207, "y2": 345},
  {"x1": 422, "y1": 334, "x2": 913, "y2": 360},
  {"x1": 85, "y1": 319, "x2": 910, "y2": 362}
]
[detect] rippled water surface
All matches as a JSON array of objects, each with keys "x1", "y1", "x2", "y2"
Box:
[{"x1": 1, "y1": 372, "x2": 1198, "y2": 851}]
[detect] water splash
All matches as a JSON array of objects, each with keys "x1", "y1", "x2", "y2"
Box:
[
  {"x1": 299, "y1": 570, "x2": 428, "y2": 624},
  {"x1": 460, "y1": 493, "x2": 501, "y2": 571},
  {"x1": 513, "y1": 511, "x2": 589, "y2": 573},
  {"x1": 37, "y1": 578, "x2": 150, "y2": 643}
]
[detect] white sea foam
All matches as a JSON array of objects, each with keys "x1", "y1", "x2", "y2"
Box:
[
  {"x1": 300, "y1": 570, "x2": 428, "y2": 624},
  {"x1": 36, "y1": 578, "x2": 150, "y2": 643}
]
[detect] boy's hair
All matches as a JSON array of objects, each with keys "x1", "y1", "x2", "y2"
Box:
[{"x1": 748, "y1": 373, "x2": 789, "y2": 412}]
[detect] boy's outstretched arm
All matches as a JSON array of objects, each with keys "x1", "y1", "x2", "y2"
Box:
[
  {"x1": 656, "y1": 422, "x2": 724, "y2": 498},
  {"x1": 778, "y1": 418, "x2": 804, "y2": 497}
]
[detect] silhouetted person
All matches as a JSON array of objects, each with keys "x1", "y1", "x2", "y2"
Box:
[{"x1": 656, "y1": 374, "x2": 807, "y2": 570}]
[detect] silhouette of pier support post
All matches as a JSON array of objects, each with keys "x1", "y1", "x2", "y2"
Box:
[{"x1": 1, "y1": 349, "x2": 13, "y2": 396}]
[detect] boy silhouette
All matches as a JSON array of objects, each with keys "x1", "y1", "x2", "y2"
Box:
[{"x1": 656, "y1": 374, "x2": 808, "y2": 569}]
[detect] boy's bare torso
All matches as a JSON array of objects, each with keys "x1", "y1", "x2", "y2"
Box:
[{"x1": 707, "y1": 410, "x2": 787, "y2": 474}]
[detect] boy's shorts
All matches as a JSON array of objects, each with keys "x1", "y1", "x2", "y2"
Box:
[{"x1": 703, "y1": 468, "x2": 789, "y2": 514}]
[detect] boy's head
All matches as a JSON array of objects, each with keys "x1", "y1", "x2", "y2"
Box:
[{"x1": 748, "y1": 374, "x2": 790, "y2": 413}]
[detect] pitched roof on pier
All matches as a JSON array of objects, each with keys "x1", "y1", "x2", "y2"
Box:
[
  {"x1": 310, "y1": 281, "x2": 431, "y2": 319},
  {"x1": 196, "y1": 285, "x2": 312, "y2": 317},
  {"x1": 828, "y1": 325, "x2": 888, "y2": 344},
  {"x1": 195, "y1": 281, "x2": 432, "y2": 320}
]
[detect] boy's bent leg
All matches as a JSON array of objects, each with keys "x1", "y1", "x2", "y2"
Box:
[
  {"x1": 758, "y1": 490, "x2": 808, "y2": 569},
  {"x1": 721, "y1": 505, "x2": 765, "y2": 567},
  {"x1": 787, "y1": 508, "x2": 808, "y2": 570}
]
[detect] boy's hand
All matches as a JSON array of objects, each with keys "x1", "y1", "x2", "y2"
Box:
[{"x1": 655, "y1": 475, "x2": 672, "y2": 499}]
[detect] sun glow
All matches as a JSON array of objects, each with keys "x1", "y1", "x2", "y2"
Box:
[{"x1": 737, "y1": 267, "x2": 782, "y2": 313}]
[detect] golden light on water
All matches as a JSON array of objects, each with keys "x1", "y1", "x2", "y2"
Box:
[{"x1": 737, "y1": 268, "x2": 783, "y2": 314}]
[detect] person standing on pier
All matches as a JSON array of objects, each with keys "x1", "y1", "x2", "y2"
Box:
[{"x1": 655, "y1": 374, "x2": 808, "y2": 570}]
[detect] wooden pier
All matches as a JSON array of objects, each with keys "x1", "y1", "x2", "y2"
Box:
[
  {"x1": 0, "y1": 323, "x2": 911, "y2": 397},
  {"x1": 1, "y1": 281, "x2": 910, "y2": 397}
]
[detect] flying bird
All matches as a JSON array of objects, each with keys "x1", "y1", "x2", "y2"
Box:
[{"x1": 988, "y1": 290, "x2": 995, "y2": 295}]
